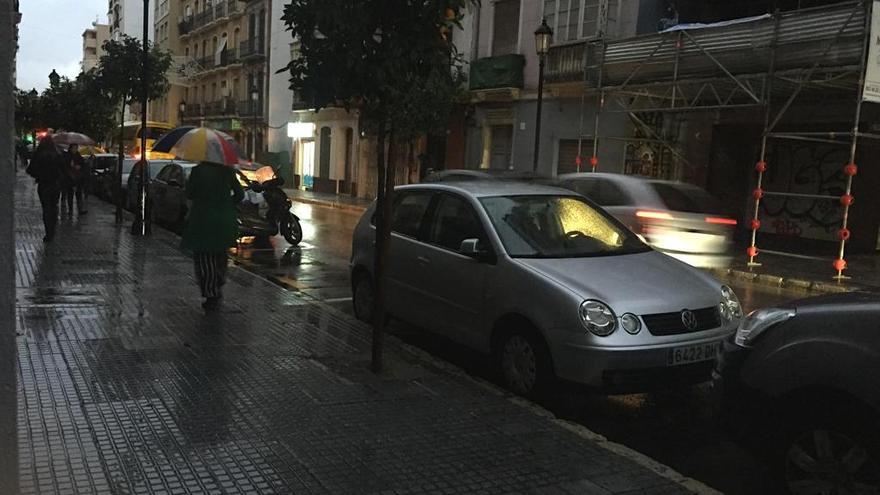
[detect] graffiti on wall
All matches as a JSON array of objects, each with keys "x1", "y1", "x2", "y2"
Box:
[{"x1": 759, "y1": 142, "x2": 846, "y2": 241}]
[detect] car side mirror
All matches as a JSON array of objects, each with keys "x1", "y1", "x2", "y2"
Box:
[{"x1": 459, "y1": 238, "x2": 494, "y2": 263}]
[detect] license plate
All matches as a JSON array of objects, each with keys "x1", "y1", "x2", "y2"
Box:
[{"x1": 667, "y1": 342, "x2": 721, "y2": 366}]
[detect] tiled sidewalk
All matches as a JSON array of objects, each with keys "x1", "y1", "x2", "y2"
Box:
[{"x1": 15, "y1": 172, "x2": 706, "y2": 495}]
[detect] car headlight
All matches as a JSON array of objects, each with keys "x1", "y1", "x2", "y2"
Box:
[
  {"x1": 735, "y1": 307, "x2": 796, "y2": 347},
  {"x1": 579, "y1": 300, "x2": 617, "y2": 336},
  {"x1": 719, "y1": 285, "x2": 743, "y2": 321}
]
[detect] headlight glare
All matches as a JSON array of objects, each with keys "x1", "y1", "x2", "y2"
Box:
[
  {"x1": 579, "y1": 300, "x2": 617, "y2": 336},
  {"x1": 620, "y1": 313, "x2": 641, "y2": 334},
  {"x1": 735, "y1": 307, "x2": 796, "y2": 347},
  {"x1": 720, "y1": 285, "x2": 743, "y2": 321}
]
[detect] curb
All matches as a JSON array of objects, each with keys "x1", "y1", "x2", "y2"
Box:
[
  {"x1": 707, "y1": 267, "x2": 859, "y2": 294},
  {"x1": 287, "y1": 194, "x2": 369, "y2": 213},
  {"x1": 235, "y1": 261, "x2": 718, "y2": 494}
]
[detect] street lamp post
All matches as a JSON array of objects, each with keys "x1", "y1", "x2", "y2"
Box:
[
  {"x1": 250, "y1": 86, "x2": 259, "y2": 162},
  {"x1": 135, "y1": 0, "x2": 150, "y2": 235},
  {"x1": 532, "y1": 19, "x2": 553, "y2": 173}
]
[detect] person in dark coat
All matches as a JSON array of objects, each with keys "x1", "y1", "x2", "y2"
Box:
[
  {"x1": 60, "y1": 144, "x2": 87, "y2": 215},
  {"x1": 181, "y1": 161, "x2": 244, "y2": 311},
  {"x1": 26, "y1": 136, "x2": 64, "y2": 242}
]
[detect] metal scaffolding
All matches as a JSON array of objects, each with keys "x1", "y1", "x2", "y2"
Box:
[{"x1": 577, "y1": 0, "x2": 878, "y2": 278}]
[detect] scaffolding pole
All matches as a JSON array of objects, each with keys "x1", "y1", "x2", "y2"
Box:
[
  {"x1": 747, "y1": 10, "x2": 780, "y2": 267},
  {"x1": 834, "y1": 0, "x2": 872, "y2": 280}
]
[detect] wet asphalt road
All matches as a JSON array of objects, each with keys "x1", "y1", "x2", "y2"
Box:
[{"x1": 229, "y1": 201, "x2": 810, "y2": 495}]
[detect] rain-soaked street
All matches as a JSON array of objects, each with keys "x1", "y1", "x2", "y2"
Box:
[{"x1": 230, "y1": 200, "x2": 813, "y2": 495}]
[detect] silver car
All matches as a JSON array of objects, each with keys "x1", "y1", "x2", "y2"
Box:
[
  {"x1": 350, "y1": 182, "x2": 742, "y2": 396},
  {"x1": 557, "y1": 173, "x2": 736, "y2": 268}
]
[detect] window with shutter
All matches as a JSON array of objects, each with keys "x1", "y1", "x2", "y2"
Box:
[{"x1": 492, "y1": 0, "x2": 521, "y2": 56}]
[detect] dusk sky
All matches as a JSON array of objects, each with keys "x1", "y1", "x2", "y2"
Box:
[{"x1": 16, "y1": 0, "x2": 107, "y2": 92}]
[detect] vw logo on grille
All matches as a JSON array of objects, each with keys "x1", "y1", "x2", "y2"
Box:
[{"x1": 681, "y1": 309, "x2": 698, "y2": 331}]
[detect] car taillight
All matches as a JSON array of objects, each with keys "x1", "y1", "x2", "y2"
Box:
[
  {"x1": 705, "y1": 216, "x2": 737, "y2": 226},
  {"x1": 635, "y1": 210, "x2": 673, "y2": 220}
]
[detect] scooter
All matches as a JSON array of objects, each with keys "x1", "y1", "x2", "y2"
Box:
[{"x1": 236, "y1": 170, "x2": 303, "y2": 246}]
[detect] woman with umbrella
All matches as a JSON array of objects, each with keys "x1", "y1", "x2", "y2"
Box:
[
  {"x1": 166, "y1": 128, "x2": 245, "y2": 311},
  {"x1": 25, "y1": 135, "x2": 64, "y2": 242}
]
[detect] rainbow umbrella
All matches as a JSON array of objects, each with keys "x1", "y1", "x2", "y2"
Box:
[{"x1": 167, "y1": 127, "x2": 243, "y2": 166}]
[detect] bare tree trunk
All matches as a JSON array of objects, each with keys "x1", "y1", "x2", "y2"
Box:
[
  {"x1": 115, "y1": 99, "x2": 126, "y2": 224},
  {"x1": 0, "y1": 2, "x2": 19, "y2": 492}
]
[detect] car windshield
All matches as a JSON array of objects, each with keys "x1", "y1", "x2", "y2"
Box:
[
  {"x1": 650, "y1": 182, "x2": 725, "y2": 214},
  {"x1": 480, "y1": 195, "x2": 650, "y2": 258}
]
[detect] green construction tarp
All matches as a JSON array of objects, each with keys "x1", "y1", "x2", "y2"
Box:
[{"x1": 468, "y1": 54, "x2": 525, "y2": 91}]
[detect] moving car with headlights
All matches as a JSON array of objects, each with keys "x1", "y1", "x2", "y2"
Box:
[
  {"x1": 556, "y1": 173, "x2": 736, "y2": 268},
  {"x1": 423, "y1": 169, "x2": 549, "y2": 183},
  {"x1": 350, "y1": 182, "x2": 742, "y2": 396},
  {"x1": 714, "y1": 292, "x2": 880, "y2": 494}
]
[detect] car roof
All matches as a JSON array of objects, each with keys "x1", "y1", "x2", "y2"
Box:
[{"x1": 401, "y1": 181, "x2": 575, "y2": 198}]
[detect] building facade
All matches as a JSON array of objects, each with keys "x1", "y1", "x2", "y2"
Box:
[
  {"x1": 149, "y1": 0, "x2": 184, "y2": 125},
  {"x1": 82, "y1": 23, "x2": 110, "y2": 72},
  {"x1": 177, "y1": 0, "x2": 269, "y2": 159},
  {"x1": 109, "y1": 0, "x2": 154, "y2": 41}
]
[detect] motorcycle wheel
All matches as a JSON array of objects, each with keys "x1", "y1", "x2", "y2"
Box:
[{"x1": 280, "y1": 214, "x2": 303, "y2": 246}]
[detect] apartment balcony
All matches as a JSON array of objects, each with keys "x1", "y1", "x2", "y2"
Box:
[
  {"x1": 237, "y1": 100, "x2": 263, "y2": 118},
  {"x1": 194, "y1": 49, "x2": 238, "y2": 73},
  {"x1": 546, "y1": 41, "x2": 591, "y2": 84},
  {"x1": 182, "y1": 0, "x2": 241, "y2": 36},
  {"x1": 468, "y1": 54, "x2": 524, "y2": 91},
  {"x1": 204, "y1": 99, "x2": 237, "y2": 117},
  {"x1": 180, "y1": 103, "x2": 202, "y2": 119},
  {"x1": 238, "y1": 38, "x2": 264, "y2": 61}
]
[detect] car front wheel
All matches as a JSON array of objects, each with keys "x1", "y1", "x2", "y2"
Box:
[
  {"x1": 497, "y1": 329, "x2": 554, "y2": 399},
  {"x1": 778, "y1": 403, "x2": 880, "y2": 494}
]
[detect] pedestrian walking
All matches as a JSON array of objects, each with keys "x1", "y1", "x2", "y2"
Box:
[
  {"x1": 181, "y1": 161, "x2": 244, "y2": 311},
  {"x1": 25, "y1": 135, "x2": 64, "y2": 242},
  {"x1": 60, "y1": 144, "x2": 87, "y2": 215}
]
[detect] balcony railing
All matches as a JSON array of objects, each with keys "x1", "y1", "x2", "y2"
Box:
[
  {"x1": 546, "y1": 41, "x2": 589, "y2": 84},
  {"x1": 203, "y1": 100, "x2": 237, "y2": 116},
  {"x1": 183, "y1": 0, "x2": 240, "y2": 33},
  {"x1": 468, "y1": 54, "x2": 524, "y2": 91},
  {"x1": 194, "y1": 49, "x2": 237, "y2": 72},
  {"x1": 180, "y1": 103, "x2": 202, "y2": 118},
  {"x1": 239, "y1": 38, "x2": 264, "y2": 60},
  {"x1": 237, "y1": 99, "x2": 263, "y2": 117}
]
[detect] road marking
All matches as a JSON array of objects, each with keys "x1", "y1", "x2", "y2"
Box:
[{"x1": 323, "y1": 297, "x2": 352, "y2": 303}]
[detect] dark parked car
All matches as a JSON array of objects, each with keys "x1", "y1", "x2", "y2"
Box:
[
  {"x1": 149, "y1": 162, "x2": 198, "y2": 230},
  {"x1": 714, "y1": 291, "x2": 880, "y2": 494},
  {"x1": 86, "y1": 153, "x2": 119, "y2": 199}
]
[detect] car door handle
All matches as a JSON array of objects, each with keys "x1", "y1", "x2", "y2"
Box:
[{"x1": 416, "y1": 256, "x2": 431, "y2": 265}]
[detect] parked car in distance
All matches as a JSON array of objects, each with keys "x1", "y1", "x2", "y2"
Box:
[
  {"x1": 350, "y1": 182, "x2": 743, "y2": 397},
  {"x1": 556, "y1": 173, "x2": 736, "y2": 268},
  {"x1": 150, "y1": 162, "x2": 198, "y2": 230},
  {"x1": 126, "y1": 159, "x2": 195, "y2": 211},
  {"x1": 714, "y1": 291, "x2": 880, "y2": 494},
  {"x1": 423, "y1": 168, "x2": 551, "y2": 183},
  {"x1": 86, "y1": 153, "x2": 120, "y2": 200}
]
